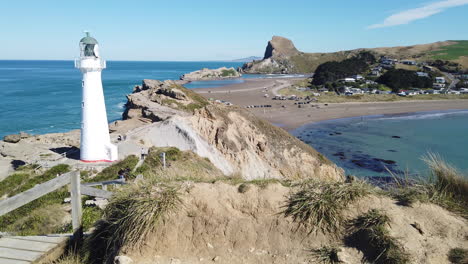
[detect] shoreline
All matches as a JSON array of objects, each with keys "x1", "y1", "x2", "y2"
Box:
[{"x1": 193, "y1": 77, "x2": 468, "y2": 131}]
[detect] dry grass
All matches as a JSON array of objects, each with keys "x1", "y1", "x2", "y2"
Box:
[
  {"x1": 85, "y1": 181, "x2": 181, "y2": 263},
  {"x1": 282, "y1": 180, "x2": 373, "y2": 234},
  {"x1": 310, "y1": 246, "x2": 341, "y2": 264},
  {"x1": 137, "y1": 147, "x2": 225, "y2": 182},
  {"x1": 46, "y1": 254, "x2": 84, "y2": 264},
  {"x1": 346, "y1": 209, "x2": 410, "y2": 264},
  {"x1": 388, "y1": 153, "x2": 468, "y2": 218},
  {"x1": 448, "y1": 248, "x2": 468, "y2": 264}
]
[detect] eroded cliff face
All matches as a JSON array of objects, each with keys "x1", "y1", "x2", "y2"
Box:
[
  {"x1": 190, "y1": 105, "x2": 343, "y2": 181},
  {"x1": 122, "y1": 79, "x2": 344, "y2": 181}
]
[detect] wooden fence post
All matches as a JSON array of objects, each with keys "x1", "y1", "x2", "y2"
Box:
[{"x1": 70, "y1": 171, "x2": 83, "y2": 245}]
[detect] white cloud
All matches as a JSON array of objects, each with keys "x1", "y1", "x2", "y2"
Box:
[{"x1": 368, "y1": 0, "x2": 468, "y2": 29}]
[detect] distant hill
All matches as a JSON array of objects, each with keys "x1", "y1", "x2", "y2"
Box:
[
  {"x1": 231, "y1": 56, "x2": 262, "y2": 62},
  {"x1": 241, "y1": 36, "x2": 468, "y2": 74}
]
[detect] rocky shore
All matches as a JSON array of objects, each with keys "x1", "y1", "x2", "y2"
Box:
[{"x1": 180, "y1": 67, "x2": 241, "y2": 81}]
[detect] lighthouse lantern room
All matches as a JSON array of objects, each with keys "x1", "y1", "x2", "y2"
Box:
[{"x1": 75, "y1": 32, "x2": 118, "y2": 162}]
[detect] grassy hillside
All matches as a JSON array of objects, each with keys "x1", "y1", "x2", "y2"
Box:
[
  {"x1": 245, "y1": 38, "x2": 468, "y2": 73},
  {"x1": 430, "y1": 40, "x2": 468, "y2": 60}
]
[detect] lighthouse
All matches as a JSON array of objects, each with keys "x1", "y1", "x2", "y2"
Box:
[{"x1": 75, "y1": 32, "x2": 118, "y2": 162}]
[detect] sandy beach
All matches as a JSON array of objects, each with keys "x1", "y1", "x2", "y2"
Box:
[{"x1": 195, "y1": 77, "x2": 468, "y2": 131}]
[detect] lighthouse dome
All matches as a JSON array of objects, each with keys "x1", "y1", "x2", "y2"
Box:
[{"x1": 79, "y1": 32, "x2": 98, "y2": 45}]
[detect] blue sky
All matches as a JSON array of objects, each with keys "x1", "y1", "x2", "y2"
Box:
[{"x1": 1, "y1": 0, "x2": 467, "y2": 61}]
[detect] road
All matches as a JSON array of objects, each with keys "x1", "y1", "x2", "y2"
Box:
[{"x1": 442, "y1": 72, "x2": 459, "y2": 90}]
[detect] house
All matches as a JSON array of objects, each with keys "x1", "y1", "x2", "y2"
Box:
[
  {"x1": 381, "y1": 63, "x2": 395, "y2": 69},
  {"x1": 318, "y1": 88, "x2": 328, "y2": 92},
  {"x1": 369, "y1": 70, "x2": 380, "y2": 76},
  {"x1": 342, "y1": 78, "x2": 356, "y2": 83},
  {"x1": 406, "y1": 90, "x2": 419, "y2": 96},
  {"x1": 352, "y1": 75, "x2": 364, "y2": 80},
  {"x1": 433, "y1": 83, "x2": 446, "y2": 89},
  {"x1": 365, "y1": 80, "x2": 377, "y2": 85},
  {"x1": 423, "y1": 65, "x2": 434, "y2": 71},
  {"x1": 435, "y1": 77, "x2": 445, "y2": 83},
  {"x1": 350, "y1": 88, "x2": 364, "y2": 94},
  {"x1": 380, "y1": 56, "x2": 397, "y2": 65},
  {"x1": 416, "y1": 72, "x2": 429, "y2": 77},
  {"x1": 402, "y1": 60, "x2": 416, "y2": 65},
  {"x1": 426, "y1": 89, "x2": 440, "y2": 94}
]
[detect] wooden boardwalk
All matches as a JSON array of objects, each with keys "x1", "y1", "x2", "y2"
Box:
[{"x1": 0, "y1": 236, "x2": 68, "y2": 264}]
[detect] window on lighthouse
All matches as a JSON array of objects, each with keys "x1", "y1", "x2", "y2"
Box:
[{"x1": 84, "y1": 44, "x2": 97, "y2": 57}]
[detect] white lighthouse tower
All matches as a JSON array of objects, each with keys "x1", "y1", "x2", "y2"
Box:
[{"x1": 75, "y1": 32, "x2": 118, "y2": 162}]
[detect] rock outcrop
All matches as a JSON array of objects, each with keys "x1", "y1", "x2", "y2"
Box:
[
  {"x1": 241, "y1": 36, "x2": 303, "y2": 74},
  {"x1": 180, "y1": 67, "x2": 241, "y2": 81},
  {"x1": 122, "y1": 79, "x2": 343, "y2": 181},
  {"x1": 263, "y1": 36, "x2": 300, "y2": 59},
  {"x1": 3, "y1": 132, "x2": 30, "y2": 144}
]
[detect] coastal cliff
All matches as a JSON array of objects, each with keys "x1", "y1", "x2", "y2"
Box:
[
  {"x1": 122, "y1": 79, "x2": 343, "y2": 180},
  {"x1": 180, "y1": 67, "x2": 241, "y2": 81}
]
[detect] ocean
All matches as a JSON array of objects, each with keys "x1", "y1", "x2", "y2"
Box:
[
  {"x1": 292, "y1": 110, "x2": 468, "y2": 179},
  {"x1": 0, "y1": 60, "x2": 246, "y2": 137}
]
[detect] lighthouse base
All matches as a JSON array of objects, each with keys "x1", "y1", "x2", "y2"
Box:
[
  {"x1": 80, "y1": 143, "x2": 118, "y2": 163},
  {"x1": 80, "y1": 159, "x2": 114, "y2": 163}
]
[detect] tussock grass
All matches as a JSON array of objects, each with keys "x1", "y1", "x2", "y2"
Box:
[
  {"x1": 46, "y1": 254, "x2": 84, "y2": 264},
  {"x1": 389, "y1": 153, "x2": 468, "y2": 218},
  {"x1": 283, "y1": 180, "x2": 373, "y2": 234},
  {"x1": 310, "y1": 246, "x2": 341, "y2": 264},
  {"x1": 448, "y1": 248, "x2": 468, "y2": 264},
  {"x1": 346, "y1": 209, "x2": 409, "y2": 264},
  {"x1": 85, "y1": 182, "x2": 181, "y2": 263}
]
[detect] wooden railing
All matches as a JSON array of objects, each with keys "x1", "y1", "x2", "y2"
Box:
[{"x1": 0, "y1": 171, "x2": 124, "y2": 242}]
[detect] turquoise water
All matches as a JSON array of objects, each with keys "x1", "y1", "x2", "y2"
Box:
[
  {"x1": 0, "y1": 60, "x2": 245, "y2": 137},
  {"x1": 292, "y1": 110, "x2": 468, "y2": 179}
]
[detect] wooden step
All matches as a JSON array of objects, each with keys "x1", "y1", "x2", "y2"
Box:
[{"x1": 0, "y1": 236, "x2": 68, "y2": 264}]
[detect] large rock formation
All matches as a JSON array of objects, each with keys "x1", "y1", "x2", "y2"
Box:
[
  {"x1": 122, "y1": 79, "x2": 343, "y2": 181},
  {"x1": 180, "y1": 67, "x2": 241, "y2": 81},
  {"x1": 241, "y1": 36, "x2": 302, "y2": 74},
  {"x1": 263, "y1": 36, "x2": 300, "y2": 59}
]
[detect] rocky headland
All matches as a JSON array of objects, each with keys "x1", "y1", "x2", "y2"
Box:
[
  {"x1": 180, "y1": 67, "x2": 241, "y2": 81},
  {"x1": 241, "y1": 36, "x2": 466, "y2": 74},
  {"x1": 122, "y1": 79, "x2": 343, "y2": 180}
]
